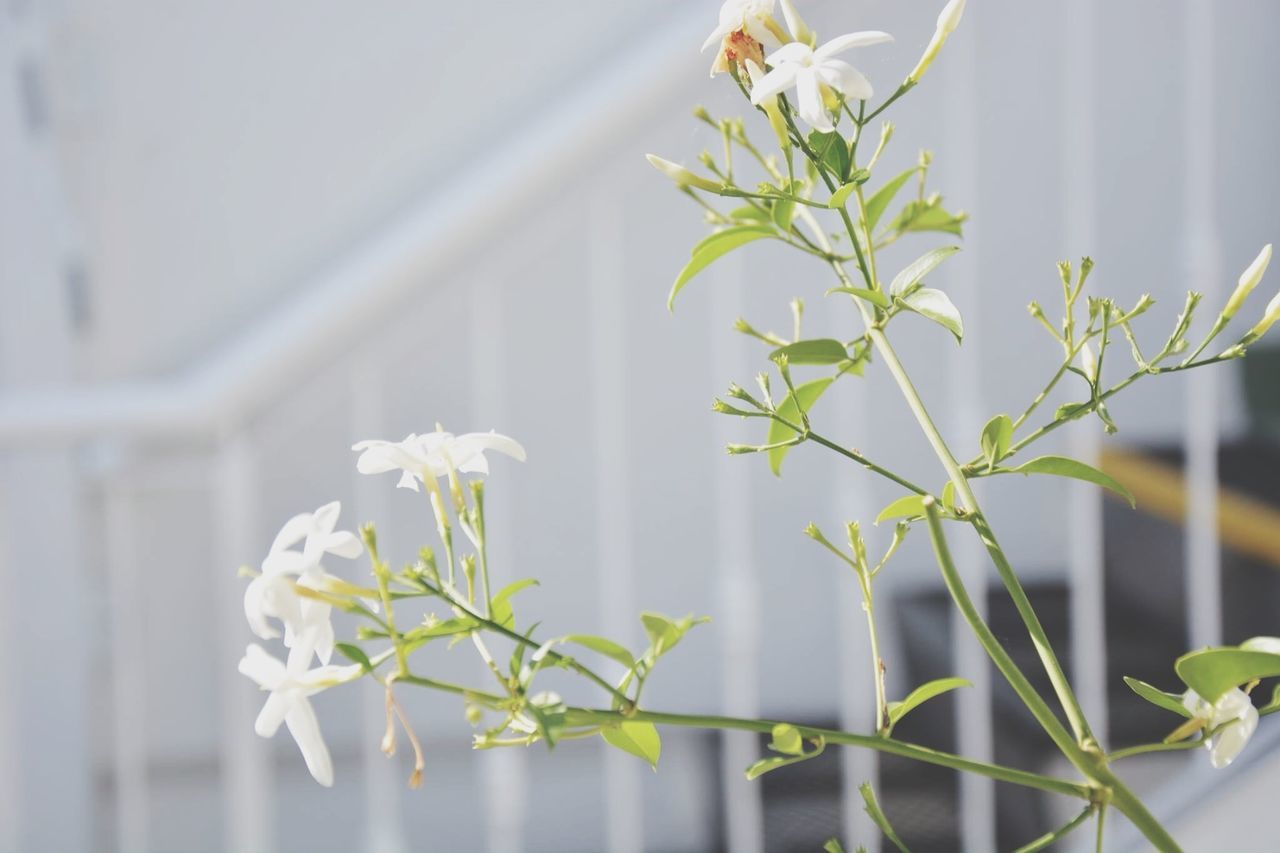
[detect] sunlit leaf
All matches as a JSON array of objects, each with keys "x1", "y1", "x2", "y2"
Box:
[
  {"x1": 769, "y1": 339, "x2": 849, "y2": 365},
  {"x1": 826, "y1": 286, "x2": 891, "y2": 309},
  {"x1": 980, "y1": 414, "x2": 1013, "y2": 469},
  {"x1": 876, "y1": 494, "x2": 927, "y2": 524},
  {"x1": 601, "y1": 721, "x2": 661, "y2": 769},
  {"x1": 1176, "y1": 647, "x2": 1280, "y2": 704},
  {"x1": 558, "y1": 634, "x2": 636, "y2": 669},
  {"x1": 767, "y1": 377, "x2": 834, "y2": 476},
  {"x1": 897, "y1": 288, "x2": 963, "y2": 343},
  {"x1": 889, "y1": 246, "x2": 961, "y2": 297},
  {"x1": 1123, "y1": 676, "x2": 1191, "y2": 718},
  {"x1": 770, "y1": 723, "x2": 804, "y2": 756},
  {"x1": 669, "y1": 226, "x2": 776, "y2": 310},
  {"x1": 864, "y1": 167, "x2": 918, "y2": 232},
  {"x1": 1005, "y1": 455, "x2": 1135, "y2": 508},
  {"x1": 859, "y1": 783, "x2": 910, "y2": 852},
  {"x1": 887, "y1": 677, "x2": 971, "y2": 725}
]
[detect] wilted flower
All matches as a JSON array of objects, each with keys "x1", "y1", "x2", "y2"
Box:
[
  {"x1": 710, "y1": 29, "x2": 766, "y2": 78},
  {"x1": 1182, "y1": 687, "x2": 1259, "y2": 769},
  {"x1": 702, "y1": 0, "x2": 784, "y2": 55},
  {"x1": 907, "y1": 0, "x2": 967, "y2": 84},
  {"x1": 352, "y1": 428, "x2": 526, "y2": 492},
  {"x1": 750, "y1": 32, "x2": 893, "y2": 132},
  {"x1": 243, "y1": 501, "x2": 363, "y2": 665},
  {"x1": 238, "y1": 644, "x2": 362, "y2": 787}
]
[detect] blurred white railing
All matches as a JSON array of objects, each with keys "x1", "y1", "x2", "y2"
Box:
[{"x1": 0, "y1": 2, "x2": 1246, "y2": 852}]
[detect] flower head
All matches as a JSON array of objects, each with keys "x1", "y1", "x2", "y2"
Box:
[
  {"x1": 1182, "y1": 687, "x2": 1259, "y2": 769},
  {"x1": 352, "y1": 428, "x2": 526, "y2": 492},
  {"x1": 243, "y1": 501, "x2": 363, "y2": 665},
  {"x1": 238, "y1": 644, "x2": 361, "y2": 787},
  {"x1": 702, "y1": 0, "x2": 782, "y2": 54},
  {"x1": 750, "y1": 32, "x2": 893, "y2": 132},
  {"x1": 908, "y1": 0, "x2": 967, "y2": 84}
]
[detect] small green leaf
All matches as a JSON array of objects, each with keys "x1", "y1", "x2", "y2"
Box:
[
  {"x1": 728, "y1": 205, "x2": 771, "y2": 222},
  {"x1": 1006, "y1": 455, "x2": 1136, "y2": 508},
  {"x1": 889, "y1": 246, "x2": 961, "y2": 297},
  {"x1": 770, "y1": 723, "x2": 804, "y2": 756},
  {"x1": 769, "y1": 339, "x2": 849, "y2": 365},
  {"x1": 601, "y1": 721, "x2": 661, "y2": 769},
  {"x1": 558, "y1": 634, "x2": 635, "y2": 669},
  {"x1": 1123, "y1": 676, "x2": 1191, "y2": 718},
  {"x1": 823, "y1": 840, "x2": 846, "y2": 853},
  {"x1": 669, "y1": 226, "x2": 776, "y2": 310},
  {"x1": 490, "y1": 578, "x2": 539, "y2": 628},
  {"x1": 772, "y1": 197, "x2": 796, "y2": 231},
  {"x1": 402, "y1": 616, "x2": 481, "y2": 652},
  {"x1": 897, "y1": 288, "x2": 963, "y2": 343},
  {"x1": 940, "y1": 480, "x2": 958, "y2": 512},
  {"x1": 1175, "y1": 647, "x2": 1280, "y2": 704},
  {"x1": 640, "y1": 612, "x2": 709, "y2": 664},
  {"x1": 334, "y1": 643, "x2": 373, "y2": 673},
  {"x1": 745, "y1": 735, "x2": 825, "y2": 780},
  {"x1": 1054, "y1": 402, "x2": 1089, "y2": 421},
  {"x1": 886, "y1": 198, "x2": 966, "y2": 237},
  {"x1": 864, "y1": 167, "x2": 918, "y2": 232},
  {"x1": 527, "y1": 691, "x2": 567, "y2": 749},
  {"x1": 825, "y1": 286, "x2": 891, "y2": 309},
  {"x1": 876, "y1": 494, "x2": 927, "y2": 524},
  {"x1": 980, "y1": 414, "x2": 1013, "y2": 469},
  {"x1": 766, "y1": 377, "x2": 835, "y2": 476},
  {"x1": 887, "y1": 677, "x2": 971, "y2": 725},
  {"x1": 1261, "y1": 683, "x2": 1280, "y2": 715},
  {"x1": 808, "y1": 130, "x2": 850, "y2": 181},
  {"x1": 859, "y1": 783, "x2": 910, "y2": 852},
  {"x1": 829, "y1": 183, "x2": 860, "y2": 209}
]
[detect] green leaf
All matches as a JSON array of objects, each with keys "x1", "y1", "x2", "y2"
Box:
[
  {"x1": 770, "y1": 723, "x2": 804, "y2": 756},
  {"x1": 876, "y1": 494, "x2": 927, "y2": 524},
  {"x1": 640, "y1": 612, "x2": 709, "y2": 663},
  {"x1": 334, "y1": 642, "x2": 373, "y2": 674},
  {"x1": 670, "y1": 226, "x2": 776, "y2": 310},
  {"x1": 887, "y1": 677, "x2": 971, "y2": 725},
  {"x1": 808, "y1": 130, "x2": 850, "y2": 181},
  {"x1": 825, "y1": 286, "x2": 891, "y2": 309},
  {"x1": 860, "y1": 783, "x2": 910, "y2": 853},
  {"x1": 490, "y1": 578, "x2": 539, "y2": 628},
  {"x1": 897, "y1": 288, "x2": 964, "y2": 343},
  {"x1": 940, "y1": 480, "x2": 958, "y2": 512},
  {"x1": 728, "y1": 205, "x2": 770, "y2": 222},
  {"x1": 1123, "y1": 676, "x2": 1191, "y2": 718},
  {"x1": 980, "y1": 414, "x2": 1013, "y2": 469},
  {"x1": 1054, "y1": 402, "x2": 1089, "y2": 421},
  {"x1": 823, "y1": 840, "x2": 846, "y2": 853},
  {"x1": 1175, "y1": 647, "x2": 1280, "y2": 704},
  {"x1": 769, "y1": 339, "x2": 849, "y2": 365},
  {"x1": 1261, "y1": 683, "x2": 1280, "y2": 714},
  {"x1": 889, "y1": 246, "x2": 961, "y2": 297},
  {"x1": 766, "y1": 377, "x2": 834, "y2": 476},
  {"x1": 864, "y1": 167, "x2": 918, "y2": 232},
  {"x1": 886, "y1": 198, "x2": 966, "y2": 237},
  {"x1": 771, "y1": 196, "x2": 796, "y2": 231},
  {"x1": 601, "y1": 721, "x2": 661, "y2": 769},
  {"x1": 829, "y1": 183, "x2": 859, "y2": 209},
  {"x1": 402, "y1": 616, "x2": 481, "y2": 652},
  {"x1": 1006, "y1": 455, "x2": 1136, "y2": 508},
  {"x1": 558, "y1": 634, "x2": 635, "y2": 669},
  {"x1": 745, "y1": 735, "x2": 825, "y2": 780}
]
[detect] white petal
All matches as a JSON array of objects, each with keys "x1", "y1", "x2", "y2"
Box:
[
  {"x1": 395, "y1": 470, "x2": 421, "y2": 491},
  {"x1": 458, "y1": 453, "x2": 490, "y2": 476},
  {"x1": 817, "y1": 59, "x2": 873, "y2": 101},
  {"x1": 323, "y1": 530, "x2": 363, "y2": 559},
  {"x1": 795, "y1": 67, "x2": 832, "y2": 132},
  {"x1": 1210, "y1": 704, "x2": 1258, "y2": 768},
  {"x1": 1241, "y1": 636, "x2": 1280, "y2": 655},
  {"x1": 764, "y1": 42, "x2": 812, "y2": 67},
  {"x1": 310, "y1": 502, "x2": 341, "y2": 539},
  {"x1": 261, "y1": 549, "x2": 307, "y2": 577},
  {"x1": 243, "y1": 578, "x2": 281, "y2": 641},
  {"x1": 285, "y1": 698, "x2": 334, "y2": 787},
  {"x1": 239, "y1": 644, "x2": 286, "y2": 690},
  {"x1": 750, "y1": 63, "x2": 799, "y2": 105},
  {"x1": 254, "y1": 691, "x2": 291, "y2": 738},
  {"x1": 1210, "y1": 688, "x2": 1253, "y2": 727},
  {"x1": 466, "y1": 432, "x2": 527, "y2": 463},
  {"x1": 813, "y1": 31, "x2": 894, "y2": 62},
  {"x1": 701, "y1": 22, "x2": 733, "y2": 52},
  {"x1": 269, "y1": 513, "x2": 313, "y2": 555}
]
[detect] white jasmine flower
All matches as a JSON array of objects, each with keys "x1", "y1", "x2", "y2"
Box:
[
  {"x1": 238, "y1": 644, "x2": 362, "y2": 787},
  {"x1": 702, "y1": 0, "x2": 782, "y2": 54},
  {"x1": 1182, "y1": 687, "x2": 1259, "y2": 769},
  {"x1": 750, "y1": 32, "x2": 893, "y2": 132},
  {"x1": 243, "y1": 501, "x2": 363, "y2": 665},
  {"x1": 352, "y1": 428, "x2": 526, "y2": 492},
  {"x1": 908, "y1": 0, "x2": 967, "y2": 84}
]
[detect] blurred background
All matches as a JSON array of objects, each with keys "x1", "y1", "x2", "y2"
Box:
[{"x1": 3, "y1": 1, "x2": 1280, "y2": 851}]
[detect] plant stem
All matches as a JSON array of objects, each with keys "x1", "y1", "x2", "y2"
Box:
[
  {"x1": 561, "y1": 708, "x2": 1089, "y2": 800},
  {"x1": 1107, "y1": 739, "x2": 1201, "y2": 762},
  {"x1": 1012, "y1": 805, "x2": 1096, "y2": 853}
]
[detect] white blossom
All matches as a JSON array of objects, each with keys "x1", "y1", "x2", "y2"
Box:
[
  {"x1": 908, "y1": 0, "x2": 967, "y2": 84},
  {"x1": 702, "y1": 0, "x2": 781, "y2": 54},
  {"x1": 750, "y1": 32, "x2": 893, "y2": 132},
  {"x1": 1182, "y1": 687, "x2": 1259, "y2": 769},
  {"x1": 243, "y1": 501, "x2": 363, "y2": 665},
  {"x1": 352, "y1": 428, "x2": 526, "y2": 492},
  {"x1": 238, "y1": 644, "x2": 361, "y2": 787},
  {"x1": 1223, "y1": 244, "x2": 1272, "y2": 320}
]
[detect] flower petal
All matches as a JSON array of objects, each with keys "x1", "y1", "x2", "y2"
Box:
[
  {"x1": 239, "y1": 644, "x2": 286, "y2": 690},
  {"x1": 254, "y1": 691, "x2": 291, "y2": 738},
  {"x1": 243, "y1": 579, "x2": 281, "y2": 641},
  {"x1": 764, "y1": 42, "x2": 812, "y2": 67},
  {"x1": 701, "y1": 22, "x2": 733, "y2": 52},
  {"x1": 1210, "y1": 704, "x2": 1258, "y2": 768},
  {"x1": 817, "y1": 59, "x2": 873, "y2": 101},
  {"x1": 285, "y1": 697, "x2": 335, "y2": 787},
  {"x1": 395, "y1": 470, "x2": 421, "y2": 491},
  {"x1": 269, "y1": 513, "x2": 313, "y2": 555},
  {"x1": 813, "y1": 31, "x2": 894, "y2": 62},
  {"x1": 794, "y1": 67, "x2": 832, "y2": 132},
  {"x1": 322, "y1": 530, "x2": 363, "y2": 559},
  {"x1": 750, "y1": 63, "x2": 799, "y2": 104}
]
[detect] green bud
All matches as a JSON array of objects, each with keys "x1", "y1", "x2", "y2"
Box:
[
  {"x1": 1223, "y1": 244, "x2": 1272, "y2": 320},
  {"x1": 907, "y1": 0, "x2": 967, "y2": 83},
  {"x1": 698, "y1": 150, "x2": 716, "y2": 170},
  {"x1": 726, "y1": 443, "x2": 760, "y2": 455},
  {"x1": 360, "y1": 523, "x2": 379, "y2": 557},
  {"x1": 645, "y1": 154, "x2": 723, "y2": 193},
  {"x1": 692, "y1": 105, "x2": 712, "y2": 123}
]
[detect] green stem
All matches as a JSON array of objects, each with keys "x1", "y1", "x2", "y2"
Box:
[
  {"x1": 1108, "y1": 739, "x2": 1201, "y2": 763},
  {"x1": 561, "y1": 708, "x2": 1089, "y2": 800},
  {"x1": 1013, "y1": 805, "x2": 1096, "y2": 853}
]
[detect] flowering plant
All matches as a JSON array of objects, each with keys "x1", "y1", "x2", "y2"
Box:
[{"x1": 235, "y1": 2, "x2": 1280, "y2": 849}]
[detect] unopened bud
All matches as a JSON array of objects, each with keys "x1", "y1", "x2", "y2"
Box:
[
  {"x1": 1243, "y1": 291, "x2": 1280, "y2": 344},
  {"x1": 1028, "y1": 301, "x2": 1046, "y2": 320},
  {"x1": 692, "y1": 105, "x2": 712, "y2": 123},
  {"x1": 1080, "y1": 342, "x2": 1098, "y2": 383},
  {"x1": 646, "y1": 154, "x2": 723, "y2": 193},
  {"x1": 778, "y1": 0, "x2": 814, "y2": 46},
  {"x1": 726, "y1": 443, "x2": 759, "y2": 455},
  {"x1": 908, "y1": 0, "x2": 966, "y2": 83},
  {"x1": 1223, "y1": 244, "x2": 1272, "y2": 320}
]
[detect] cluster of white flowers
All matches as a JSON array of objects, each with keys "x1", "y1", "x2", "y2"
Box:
[{"x1": 239, "y1": 427, "x2": 524, "y2": 786}]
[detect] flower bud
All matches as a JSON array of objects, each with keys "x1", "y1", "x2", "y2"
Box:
[
  {"x1": 645, "y1": 154, "x2": 723, "y2": 193},
  {"x1": 744, "y1": 59, "x2": 791, "y2": 150},
  {"x1": 1223, "y1": 244, "x2": 1272, "y2": 320},
  {"x1": 1244, "y1": 291, "x2": 1280, "y2": 344},
  {"x1": 908, "y1": 0, "x2": 967, "y2": 84},
  {"x1": 1080, "y1": 342, "x2": 1098, "y2": 383},
  {"x1": 778, "y1": 0, "x2": 814, "y2": 46}
]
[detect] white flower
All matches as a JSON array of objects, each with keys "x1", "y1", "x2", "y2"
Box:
[
  {"x1": 243, "y1": 501, "x2": 363, "y2": 665},
  {"x1": 745, "y1": 60, "x2": 790, "y2": 150},
  {"x1": 352, "y1": 428, "x2": 526, "y2": 492},
  {"x1": 908, "y1": 0, "x2": 967, "y2": 84},
  {"x1": 1223, "y1": 244, "x2": 1272, "y2": 320},
  {"x1": 702, "y1": 0, "x2": 781, "y2": 54},
  {"x1": 750, "y1": 32, "x2": 893, "y2": 132},
  {"x1": 1182, "y1": 687, "x2": 1259, "y2": 769},
  {"x1": 238, "y1": 644, "x2": 361, "y2": 787}
]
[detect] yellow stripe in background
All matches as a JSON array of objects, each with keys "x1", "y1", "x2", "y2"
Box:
[{"x1": 1099, "y1": 447, "x2": 1280, "y2": 571}]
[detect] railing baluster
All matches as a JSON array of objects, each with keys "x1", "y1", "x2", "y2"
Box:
[{"x1": 215, "y1": 434, "x2": 272, "y2": 853}]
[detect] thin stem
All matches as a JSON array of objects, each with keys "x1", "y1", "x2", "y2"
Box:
[
  {"x1": 858, "y1": 571, "x2": 889, "y2": 734},
  {"x1": 862, "y1": 82, "x2": 916, "y2": 125},
  {"x1": 1107, "y1": 739, "x2": 1201, "y2": 763},
  {"x1": 1012, "y1": 805, "x2": 1096, "y2": 853},
  {"x1": 561, "y1": 708, "x2": 1090, "y2": 800}
]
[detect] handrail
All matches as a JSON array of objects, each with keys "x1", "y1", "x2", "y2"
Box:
[{"x1": 0, "y1": 4, "x2": 706, "y2": 445}]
